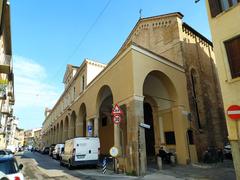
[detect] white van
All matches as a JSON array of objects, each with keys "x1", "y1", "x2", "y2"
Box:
[
  {"x1": 52, "y1": 144, "x2": 64, "y2": 160},
  {"x1": 60, "y1": 137, "x2": 100, "y2": 169}
]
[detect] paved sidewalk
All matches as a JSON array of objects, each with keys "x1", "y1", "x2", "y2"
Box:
[{"x1": 141, "y1": 160, "x2": 236, "y2": 180}]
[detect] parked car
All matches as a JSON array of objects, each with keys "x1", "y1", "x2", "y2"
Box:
[
  {"x1": 49, "y1": 144, "x2": 56, "y2": 157},
  {"x1": 0, "y1": 150, "x2": 8, "y2": 155},
  {"x1": 5, "y1": 149, "x2": 14, "y2": 155},
  {"x1": 6, "y1": 145, "x2": 17, "y2": 154},
  {"x1": 52, "y1": 144, "x2": 64, "y2": 160},
  {"x1": 0, "y1": 154, "x2": 24, "y2": 180},
  {"x1": 60, "y1": 137, "x2": 100, "y2": 169},
  {"x1": 41, "y1": 147, "x2": 50, "y2": 154}
]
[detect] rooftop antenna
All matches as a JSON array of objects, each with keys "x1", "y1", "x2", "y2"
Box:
[{"x1": 139, "y1": 9, "x2": 143, "y2": 19}]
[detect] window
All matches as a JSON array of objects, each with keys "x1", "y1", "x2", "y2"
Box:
[
  {"x1": 165, "y1": 131, "x2": 176, "y2": 145},
  {"x1": 225, "y1": 35, "x2": 240, "y2": 79},
  {"x1": 208, "y1": 0, "x2": 239, "y2": 17},
  {"x1": 73, "y1": 87, "x2": 76, "y2": 99},
  {"x1": 81, "y1": 75, "x2": 85, "y2": 91}
]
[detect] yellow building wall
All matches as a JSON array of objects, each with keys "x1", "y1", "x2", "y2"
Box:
[{"x1": 206, "y1": 3, "x2": 240, "y2": 140}]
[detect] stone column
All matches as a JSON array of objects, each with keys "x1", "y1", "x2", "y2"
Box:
[
  {"x1": 158, "y1": 117, "x2": 165, "y2": 145},
  {"x1": 76, "y1": 115, "x2": 83, "y2": 137},
  {"x1": 94, "y1": 116, "x2": 99, "y2": 137},
  {"x1": 69, "y1": 123, "x2": 74, "y2": 139},
  {"x1": 63, "y1": 126, "x2": 68, "y2": 141},
  {"x1": 172, "y1": 106, "x2": 189, "y2": 164},
  {"x1": 125, "y1": 97, "x2": 146, "y2": 176}
]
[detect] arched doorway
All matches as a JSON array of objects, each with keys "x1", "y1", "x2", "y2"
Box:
[
  {"x1": 144, "y1": 102, "x2": 155, "y2": 160},
  {"x1": 78, "y1": 103, "x2": 87, "y2": 137},
  {"x1": 70, "y1": 111, "x2": 77, "y2": 138},
  {"x1": 96, "y1": 85, "x2": 114, "y2": 155},
  {"x1": 60, "y1": 120, "x2": 63, "y2": 143},
  {"x1": 143, "y1": 70, "x2": 178, "y2": 168},
  {"x1": 64, "y1": 116, "x2": 69, "y2": 141}
]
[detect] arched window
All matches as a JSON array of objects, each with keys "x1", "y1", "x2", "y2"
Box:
[
  {"x1": 81, "y1": 75, "x2": 85, "y2": 91},
  {"x1": 187, "y1": 129, "x2": 194, "y2": 145}
]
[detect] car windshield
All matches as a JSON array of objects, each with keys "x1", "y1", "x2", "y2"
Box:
[
  {"x1": 0, "y1": 151, "x2": 7, "y2": 155},
  {"x1": 0, "y1": 159, "x2": 19, "y2": 174}
]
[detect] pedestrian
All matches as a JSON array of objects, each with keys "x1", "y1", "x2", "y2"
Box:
[
  {"x1": 217, "y1": 148, "x2": 224, "y2": 163},
  {"x1": 157, "y1": 147, "x2": 172, "y2": 164}
]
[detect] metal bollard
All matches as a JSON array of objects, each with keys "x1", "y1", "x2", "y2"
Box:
[
  {"x1": 157, "y1": 157, "x2": 163, "y2": 170},
  {"x1": 102, "y1": 157, "x2": 107, "y2": 174}
]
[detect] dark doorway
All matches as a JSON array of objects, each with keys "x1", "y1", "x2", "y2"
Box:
[{"x1": 144, "y1": 102, "x2": 156, "y2": 167}]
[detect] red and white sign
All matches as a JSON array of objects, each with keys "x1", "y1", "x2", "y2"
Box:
[
  {"x1": 227, "y1": 105, "x2": 240, "y2": 120},
  {"x1": 111, "y1": 104, "x2": 123, "y2": 115},
  {"x1": 111, "y1": 104, "x2": 123, "y2": 124},
  {"x1": 112, "y1": 114, "x2": 122, "y2": 124}
]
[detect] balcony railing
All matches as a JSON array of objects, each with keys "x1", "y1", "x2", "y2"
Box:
[{"x1": 0, "y1": 54, "x2": 11, "y2": 74}]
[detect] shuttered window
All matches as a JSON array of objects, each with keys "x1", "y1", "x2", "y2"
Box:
[
  {"x1": 208, "y1": 0, "x2": 222, "y2": 17},
  {"x1": 208, "y1": 0, "x2": 240, "y2": 17},
  {"x1": 224, "y1": 35, "x2": 240, "y2": 79}
]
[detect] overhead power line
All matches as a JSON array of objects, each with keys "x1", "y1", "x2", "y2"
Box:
[{"x1": 51, "y1": 0, "x2": 112, "y2": 80}]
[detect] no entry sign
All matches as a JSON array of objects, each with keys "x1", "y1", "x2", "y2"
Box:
[{"x1": 227, "y1": 105, "x2": 240, "y2": 120}]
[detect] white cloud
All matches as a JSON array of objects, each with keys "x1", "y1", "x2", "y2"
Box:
[{"x1": 13, "y1": 55, "x2": 61, "y2": 109}]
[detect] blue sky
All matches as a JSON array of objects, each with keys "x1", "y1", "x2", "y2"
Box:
[{"x1": 11, "y1": 0, "x2": 211, "y2": 130}]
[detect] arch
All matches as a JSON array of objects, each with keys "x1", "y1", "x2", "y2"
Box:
[
  {"x1": 70, "y1": 111, "x2": 77, "y2": 138},
  {"x1": 78, "y1": 103, "x2": 87, "y2": 137},
  {"x1": 143, "y1": 70, "x2": 178, "y2": 107},
  {"x1": 53, "y1": 126, "x2": 56, "y2": 144},
  {"x1": 143, "y1": 70, "x2": 178, "y2": 167},
  {"x1": 56, "y1": 123, "x2": 59, "y2": 143},
  {"x1": 96, "y1": 85, "x2": 114, "y2": 155},
  {"x1": 64, "y1": 116, "x2": 69, "y2": 141},
  {"x1": 60, "y1": 120, "x2": 64, "y2": 143}
]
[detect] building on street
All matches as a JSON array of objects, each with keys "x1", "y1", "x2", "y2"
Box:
[
  {"x1": 24, "y1": 128, "x2": 42, "y2": 149},
  {"x1": 42, "y1": 12, "x2": 227, "y2": 175},
  {"x1": 205, "y1": 0, "x2": 240, "y2": 179},
  {"x1": 0, "y1": 0, "x2": 15, "y2": 149}
]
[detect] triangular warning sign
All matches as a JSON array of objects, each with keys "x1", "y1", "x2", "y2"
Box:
[{"x1": 111, "y1": 104, "x2": 123, "y2": 115}]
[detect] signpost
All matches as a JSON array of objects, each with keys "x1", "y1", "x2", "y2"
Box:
[
  {"x1": 110, "y1": 104, "x2": 123, "y2": 172},
  {"x1": 227, "y1": 105, "x2": 240, "y2": 120},
  {"x1": 109, "y1": 146, "x2": 119, "y2": 172}
]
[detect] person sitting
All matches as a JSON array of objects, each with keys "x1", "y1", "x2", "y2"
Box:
[{"x1": 158, "y1": 147, "x2": 172, "y2": 164}]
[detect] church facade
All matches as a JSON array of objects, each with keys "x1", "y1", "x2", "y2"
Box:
[{"x1": 42, "y1": 12, "x2": 227, "y2": 175}]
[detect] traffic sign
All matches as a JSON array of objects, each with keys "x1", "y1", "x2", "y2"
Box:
[
  {"x1": 87, "y1": 125, "x2": 92, "y2": 133},
  {"x1": 109, "y1": 146, "x2": 119, "y2": 157},
  {"x1": 227, "y1": 105, "x2": 240, "y2": 120},
  {"x1": 111, "y1": 104, "x2": 123, "y2": 115},
  {"x1": 112, "y1": 114, "x2": 122, "y2": 124}
]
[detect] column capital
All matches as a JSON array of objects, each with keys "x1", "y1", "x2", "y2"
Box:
[{"x1": 117, "y1": 95, "x2": 145, "y2": 106}]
